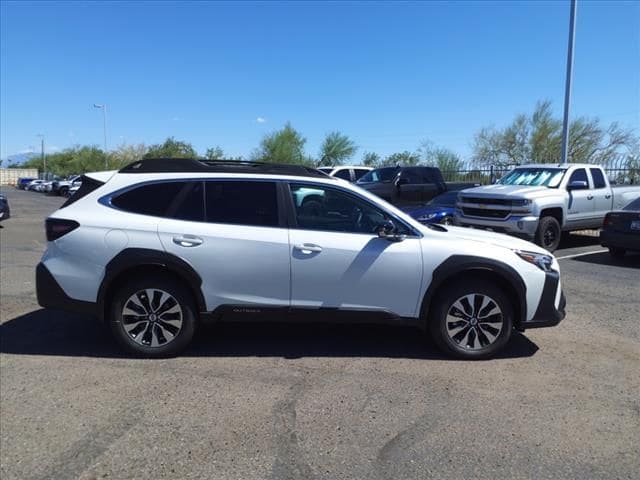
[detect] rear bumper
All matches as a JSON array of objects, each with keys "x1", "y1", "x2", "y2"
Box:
[
  {"x1": 36, "y1": 263, "x2": 97, "y2": 317},
  {"x1": 519, "y1": 270, "x2": 566, "y2": 330},
  {"x1": 600, "y1": 230, "x2": 640, "y2": 252}
]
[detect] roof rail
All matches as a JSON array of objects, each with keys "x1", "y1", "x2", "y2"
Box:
[{"x1": 118, "y1": 158, "x2": 329, "y2": 178}]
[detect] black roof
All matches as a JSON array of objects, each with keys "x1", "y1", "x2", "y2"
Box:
[{"x1": 118, "y1": 158, "x2": 330, "y2": 178}]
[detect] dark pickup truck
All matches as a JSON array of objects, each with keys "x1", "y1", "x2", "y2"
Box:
[{"x1": 356, "y1": 166, "x2": 477, "y2": 207}]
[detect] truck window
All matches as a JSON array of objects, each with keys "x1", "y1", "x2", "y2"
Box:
[
  {"x1": 568, "y1": 168, "x2": 589, "y2": 187},
  {"x1": 590, "y1": 168, "x2": 606, "y2": 189},
  {"x1": 334, "y1": 169, "x2": 352, "y2": 181}
]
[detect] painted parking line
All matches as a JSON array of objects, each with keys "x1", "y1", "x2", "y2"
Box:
[{"x1": 556, "y1": 249, "x2": 608, "y2": 260}]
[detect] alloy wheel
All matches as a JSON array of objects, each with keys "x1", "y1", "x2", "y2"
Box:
[
  {"x1": 446, "y1": 293, "x2": 503, "y2": 350},
  {"x1": 121, "y1": 289, "x2": 183, "y2": 347}
]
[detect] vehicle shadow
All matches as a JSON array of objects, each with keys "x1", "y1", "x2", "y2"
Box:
[
  {"x1": 0, "y1": 309, "x2": 539, "y2": 360},
  {"x1": 572, "y1": 251, "x2": 640, "y2": 269},
  {"x1": 558, "y1": 232, "x2": 600, "y2": 249}
]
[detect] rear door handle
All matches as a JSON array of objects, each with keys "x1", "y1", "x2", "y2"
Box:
[
  {"x1": 172, "y1": 235, "x2": 203, "y2": 247},
  {"x1": 587, "y1": 195, "x2": 594, "y2": 200},
  {"x1": 293, "y1": 243, "x2": 323, "y2": 254},
  {"x1": 605, "y1": 194, "x2": 611, "y2": 199}
]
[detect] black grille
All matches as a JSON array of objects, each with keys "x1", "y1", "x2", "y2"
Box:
[
  {"x1": 460, "y1": 197, "x2": 512, "y2": 206},
  {"x1": 462, "y1": 208, "x2": 509, "y2": 219}
]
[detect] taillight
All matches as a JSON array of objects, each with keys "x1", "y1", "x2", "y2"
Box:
[
  {"x1": 603, "y1": 213, "x2": 612, "y2": 227},
  {"x1": 45, "y1": 218, "x2": 80, "y2": 241}
]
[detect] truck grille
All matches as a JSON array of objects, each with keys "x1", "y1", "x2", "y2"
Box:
[
  {"x1": 460, "y1": 197, "x2": 512, "y2": 206},
  {"x1": 461, "y1": 208, "x2": 510, "y2": 219}
]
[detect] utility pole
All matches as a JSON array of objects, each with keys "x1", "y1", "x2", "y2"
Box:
[
  {"x1": 93, "y1": 103, "x2": 108, "y2": 168},
  {"x1": 561, "y1": 0, "x2": 577, "y2": 164},
  {"x1": 37, "y1": 134, "x2": 45, "y2": 178}
]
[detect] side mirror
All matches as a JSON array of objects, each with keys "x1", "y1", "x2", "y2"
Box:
[
  {"x1": 567, "y1": 180, "x2": 588, "y2": 191},
  {"x1": 376, "y1": 220, "x2": 405, "y2": 242}
]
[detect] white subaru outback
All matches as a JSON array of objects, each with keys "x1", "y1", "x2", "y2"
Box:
[{"x1": 36, "y1": 159, "x2": 565, "y2": 359}]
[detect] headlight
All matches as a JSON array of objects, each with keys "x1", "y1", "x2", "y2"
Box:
[
  {"x1": 514, "y1": 250, "x2": 554, "y2": 271},
  {"x1": 417, "y1": 213, "x2": 438, "y2": 221}
]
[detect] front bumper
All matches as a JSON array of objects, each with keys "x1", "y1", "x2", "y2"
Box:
[
  {"x1": 455, "y1": 212, "x2": 539, "y2": 238},
  {"x1": 36, "y1": 263, "x2": 97, "y2": 317},
  {"x1": 519, "y1": 270, "x2": 566, "y2": 330}
]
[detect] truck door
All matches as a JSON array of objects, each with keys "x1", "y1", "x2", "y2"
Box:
[
  {"x1": 590, "y1": 168, "x2": 612, "y2": 220},
  {"x1": 394, "y1": 169, "x2": 425, "y2": 205},
  {"x1": 566, "y1": 168, "x2": 596, "y2": 229}
]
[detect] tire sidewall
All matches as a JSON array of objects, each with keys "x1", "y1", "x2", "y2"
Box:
[
  {"x1": 429, "y1": 280, "x2": 514, "y2": 360},
  {"x1": 110, "y1": 277, "x2": 197, "y2": 357}
]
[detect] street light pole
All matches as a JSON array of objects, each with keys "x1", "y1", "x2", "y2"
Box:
[
  {"x1": 36, "y1": 134, "x2": 45, "y2": 178},
  {"x1": 93, "y1": 103, "x2": 108, "y2": 168},
  {"x1": 561, "y1": 0, "x2": 577, "y2": 164}
]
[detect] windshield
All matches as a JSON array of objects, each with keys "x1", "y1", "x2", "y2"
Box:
[
  {"x1": 358, "y1": 167, "x2": 399, "y2": 183},
  {"x1": 427, "y1": 191, "x2": 459, "y2": 207},
  {"x1": 498, "y1": 168, "x2": 566, "y2": 188}
]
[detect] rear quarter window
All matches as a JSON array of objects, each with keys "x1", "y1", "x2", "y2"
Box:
[{"x1": 111, "y1": 182, "x2": 188, "y2": 217}]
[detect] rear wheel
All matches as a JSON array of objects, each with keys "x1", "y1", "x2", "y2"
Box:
[
  {"x1": 608, "y1": 247, "x2": 626, "y2": 258},
  {"x1": 110, "y1": 276, "x2": 197, "y2": 357},
  {"x1": 535, "y1": 216, "x2": 561, "y2": 252},
  {"x1": 429, "y1": 280, "x2": 513, "y2": 359},
  {"x1": 59, "y1": 187, "x2": 69, "y2": 196}
]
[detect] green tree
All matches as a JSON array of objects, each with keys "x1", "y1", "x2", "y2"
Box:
[
  {"x1": 381, "y1": 151, "x2": 420, "y2": 166},
  {"x1": 109, "y1": 143, "x2": 148, "y2": 169},
  {"x1": 252, "y1": 123, "x2": 311, "y2": 165},
  {"x1": 472, "y1": 100, "x2": 637, "y2": 167},
  {"x1": 204, "y1": 146, "x2": 225, "y2": 160},
  {"x1": 144, "y1": 137, "x2": 197, "y2": 159},
  {"x1": 362, "y1": 151, "x2": 381, "y2": 167},
  {"x1": 419, "y1": 142, "x2": 464, "y2": 172},
  {"x1": 318, "y1": 131, "x2": 357, "y2": 166}
]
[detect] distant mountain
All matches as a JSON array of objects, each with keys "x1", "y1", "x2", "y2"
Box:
[{"x1": 2, "y1": 151, "x2": 38, "y2": 166}]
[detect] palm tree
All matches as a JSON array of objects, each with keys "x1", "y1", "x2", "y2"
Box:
[{"x1": 318, "y1": 131, "x2": 357, "y2": 166}]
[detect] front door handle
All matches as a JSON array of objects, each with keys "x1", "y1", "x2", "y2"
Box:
[
  {"x1": 173, "y1": 235, "x2": 203, "y2": 247},
  {"x1": 293, "y1": 243, "x2": 323, "y2": 254},
  {"x1": 587, "y1": 195, "x2": 594, "y2": 200},
  {"x1": 605, "y1": 194, "x2": 612, "y2": 199}
]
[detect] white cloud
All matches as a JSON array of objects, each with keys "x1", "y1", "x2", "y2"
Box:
[
  {"x1": 256, "y1": 117, "x2": 267, "y2": 124},
  {"x1": 17, "y1": 148, "x2": 35, "y2": 154}
]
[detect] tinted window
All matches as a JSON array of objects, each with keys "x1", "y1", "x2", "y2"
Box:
[
  {"x1": 205, "y1": 181, "x2": 278, "y2": 227},
  {"x1": 290, "y1": 183, "x2": 408, "y2": 234},
  {"x1": 400, "y1": 169, "x2": 423, "y2": 184},
  {"x1": 623, "y1": 197, "x2": 640, "y2": 211},
  {"x1": 358, "y1": 167, "x2": 399, "y2": 183},
  {"x1": 590, "y1": 168, "x2": 606, "y2": 189},
  {"x1": 168, "y1": 182, "x2": 205, "y2": 221},
  {"x1": 334, "y1": 169, "x2": 352, "y2": 181},
  {"x1": 568, "y1": 168, "x2": 589, "y2": 187},
  {"x1": 111, "y1": 182, "x2": 186, "y2": 216},
  {"x1": 353, "y1": 169, "x2": 370, "y2": 180}
]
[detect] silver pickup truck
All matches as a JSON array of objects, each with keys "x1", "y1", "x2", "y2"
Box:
[{"x1": 455, "y1": 163, "x2": 640, "y2": 251}]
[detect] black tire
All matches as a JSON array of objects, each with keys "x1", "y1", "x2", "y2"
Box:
[
  {"x1": 535, "y1": 216, "x2": 561, "y2": 252},
  {"x1": 59, "y1": 187, "x2": 69, "y2": 196},
  {"x1": 428, "y1": 279, "x2": 514, "y2": 360},
  {"x1": 608, "y1": 247, "x2": 626, "y2": 258},
  {"x1": 110, "y1": 276, "x2": 197, "y2": 357}
]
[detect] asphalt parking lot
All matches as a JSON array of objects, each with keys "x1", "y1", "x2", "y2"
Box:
[{"x1": 1, "y1": 187, "x2": 639, "y2": 480}]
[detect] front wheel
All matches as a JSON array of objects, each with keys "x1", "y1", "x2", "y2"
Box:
[
  {"x1": 609, "y1": 247, "x2": 626, "y2": 258},
  {"x1": 428, "y1": 280, "x2": 513, "y2": 359},
  {"x1": 110, "y1": 276, "x2": 197, "y2": 357},
  {"x1": 535, "y1": 216, "x2": 561, "y2": 252},
  {"x1": 59, "y1": 187, "x2": 69, "y2": 196}
]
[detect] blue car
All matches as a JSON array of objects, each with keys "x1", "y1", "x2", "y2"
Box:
[{"x1": 401, "y1": 190, "x2": 459, "y2": 225}]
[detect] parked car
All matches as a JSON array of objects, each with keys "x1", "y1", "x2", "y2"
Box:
[
  {"x1": 401, "y1": 190, "x2": 460, "y2": 225},
  {"x1": 356, "y1": 166, "x2": 478, "y2": 207},
  {"x1": 37, "y1": 158, "x2": 565, "y2": 359},
  {"x1": 0, "y1": 193, "x2": 10, "y2": 222},
  {"x1": 600, "y1": 197, "x2": 640, "y2": 257},
  {"x1": 25, "y1": 180, "x2": 46, "y2": 191},
  {"x1": 455, "y1": 164, "x2": 640, "y2": 252},
  {"x1": 16, "y1": 177, "x2": 37, "y2": 190},
  {"x1": 67, "y1": 183, "x2": 81, "y2": 197},
  {"x1": 317, "y1": 166, "x2": 372, "y2": 183},
  {"x1": 52, "y1": 175, "x2": 81, "y2": 196}
]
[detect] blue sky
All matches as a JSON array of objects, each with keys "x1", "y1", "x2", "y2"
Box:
[{"x1": 1, "y1": 0, "x2": 638, "y2": 162}]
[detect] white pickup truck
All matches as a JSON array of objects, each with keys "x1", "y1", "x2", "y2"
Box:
[{"x1": 455, "y1": 163, "x2": 640, "y2": 251}]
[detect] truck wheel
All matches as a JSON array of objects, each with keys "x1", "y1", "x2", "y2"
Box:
[
  {"x1": 59, "y1": 187, "x2": 69, "y2": 196},
  {"x1": 608, "y1": 247, "x2": 626, "y2": 258},
  {"x1": 110, "y1": 276, "x2": 197, "y2": 357},
  {"x1": 535, "y1": 216, "x2": 561, "y2": 252},
  {"x1": 428, "y1": 279, "x2": 513, "y2": 360}
]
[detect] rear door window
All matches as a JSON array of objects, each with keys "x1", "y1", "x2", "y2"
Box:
[
  {"x1": 333, "y1": 169, "x2": 352, "y2": 181},
  {"x1": 205, "y1": 181, "x2": 278, "y2": 227},
  {"x1": 111, "y1": 181, "x2": 188, "y2": 216},
  {"x1": 590, "y1": 168, "x2": 606, "y2": 189},
  {"x1": 353, "y1": 169, "x2": 370, "y2": 180}
]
